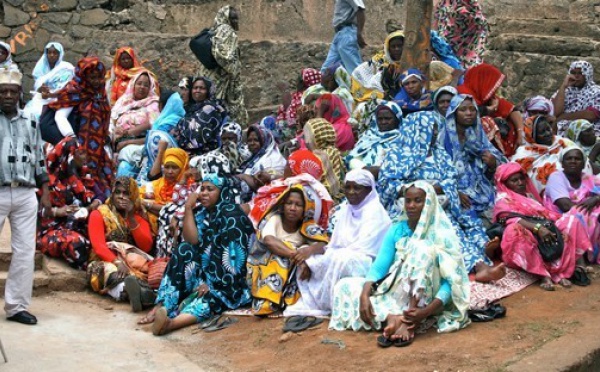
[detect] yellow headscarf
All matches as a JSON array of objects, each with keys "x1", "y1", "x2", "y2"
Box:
[{"x1": 163, "y1": 148, "x2": 189, "y2": 182}]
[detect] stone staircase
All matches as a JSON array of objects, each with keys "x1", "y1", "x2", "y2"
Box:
[{"x1": 0, "y1": 228, "x2": 87, "y2": 297}]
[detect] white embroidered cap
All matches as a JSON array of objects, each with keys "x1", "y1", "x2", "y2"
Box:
[{"x1": 0, "y1": 68, "x2": 22, "y2": 86}]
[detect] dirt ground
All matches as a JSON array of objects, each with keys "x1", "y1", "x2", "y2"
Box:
[
  {"x1": 165, "y1": 275, "x2": 600, "y2": 372},
  {"x1": 0, "y1": 272, "x2": 598, "y2": 371}
]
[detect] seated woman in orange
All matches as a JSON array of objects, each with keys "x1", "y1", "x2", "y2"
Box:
[
  {"x1": 105, "y1": 47, "x2": 146, "y2": 105},
  {"x1": 140, "y1": 142, "x2": 189, "y2": 234},
  {"x1": 87, "y1": 177, "x2": 154, "y2": 301}
]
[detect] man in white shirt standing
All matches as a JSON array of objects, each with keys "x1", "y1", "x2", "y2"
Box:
[
  {"x1": 321, "y1": 0, "x2": 367, "y2": 75},
  {"x1": 0, "y1": 68, "x2": 50, "y2": 325}
]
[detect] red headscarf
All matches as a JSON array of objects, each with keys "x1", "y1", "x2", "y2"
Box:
[{"x1": 288, "y1": 149, "x2": 324, "y2": 180}]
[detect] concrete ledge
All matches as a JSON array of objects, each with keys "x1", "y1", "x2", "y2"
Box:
[{"x1": 507, "y1": 310, "x2": 600, "y2": 372}]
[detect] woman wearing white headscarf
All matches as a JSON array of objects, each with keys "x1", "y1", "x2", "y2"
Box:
[
  {"x1": 283, "y1": 169, "x2": 392, "y2": 317},
  {"x1": 24, "y1": 42, "x2": 74, "y2": 120},
  {"x1": 330, "y1": 181, "x2": 470, "y2": 347},
  {"x1": 0, "y1": 42, "x2": 19, "y2": 71}
]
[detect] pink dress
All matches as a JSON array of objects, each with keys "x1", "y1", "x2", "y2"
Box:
[
  {"x1": 544, "y1": 171, "x2": 600, "y2": 263},
  {"x1": 494, "y1": 163, "x2": 592, "y2": 283},
  {"x1": 316, "y1": 93, "x2": 355, "y2": 152}
]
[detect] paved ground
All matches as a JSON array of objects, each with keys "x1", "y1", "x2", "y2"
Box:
[{"x1": 0, "y1": 292, "x2": 206, "y2": 372}]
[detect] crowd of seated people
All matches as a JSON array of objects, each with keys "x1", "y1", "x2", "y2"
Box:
[{"x1": 4, "y1": 1, "x2": 600, "y2": 346}]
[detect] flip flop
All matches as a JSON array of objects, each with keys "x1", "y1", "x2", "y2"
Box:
[
  {"x1": 393, "y1": 337, "x2": 414, "y2": 347},
  {"x1": 283, "y1": 316, "x2": 323, "y2": 332},
  {"x1": 468, "y1": 310, "x2": 494, "y2": 322},
  {"x1": 376, "y1": 334, "x2": 394, "y2": 348},
  {"x1": 198, "y1": 315, "x2": 222, "y2": 330},
  {"x1": 204, "y1": 316, "x2": 239, "y2": 333}
]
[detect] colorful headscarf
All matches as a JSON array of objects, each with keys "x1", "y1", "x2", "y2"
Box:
[
  {"x1": 430, "y1": 30, "x2": 462, "y2": 69},
  {"x1": 99, "y1": 177, "x2": 146, "y2": 243},
  {"x1": 457, "y1": 63, "x2": 504, "y2": 106},
  {"x1": 347, "y1": 100, "x2": 403, "y2": 169},
  {"x1": 393, "y1": 68, "x2": 433, "y2": 114},
  {"x1": 288, "y1": 149, "x2": 324, "y2": 179},
  {"x1": 163, "y1": 148, "x2": 189, "y2": 175},
  {"x1": 110, "y1": 70, "x2": 160, "y2": 131},
  {"x1": 303, "y1": 118, "x2": 345, "y2": 199},
  {"x1": 106, "y1": 47, "x2": 145, "y2": 105},
  {"x1": 50, "y1": 57, "x2": 113, "y2": 189},
  {"x1": 566, "y1": 119, "x2": 595, "y2": 156},
  {"x1": 522, "y1": 95, "x2": 554, "y2": 119}
]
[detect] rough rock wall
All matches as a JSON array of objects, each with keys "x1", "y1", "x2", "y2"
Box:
[{"x1": 2, "y1": 0, "x2": 599, "y2": 121}]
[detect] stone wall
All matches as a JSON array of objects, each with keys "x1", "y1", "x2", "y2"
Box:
[{"x1": 2, "y1": 0, "x2": 600, "y2": 121}]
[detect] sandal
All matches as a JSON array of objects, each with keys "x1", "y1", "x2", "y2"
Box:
[
  {"x1": 199, "y1": 315, "x2": 222, "y2": 330},
  {"x1": 376, "y1": 334, "x2": 394, "y2": 348},
  {"x1": 152, "y1": 307, "x2": 169, "y2": 336},
  {"x1": 282, "y1": 316, "x2": 324, "y2": 333},
  {"x1": 204, "y1": 316, "x2": 239, "y2": 333}
]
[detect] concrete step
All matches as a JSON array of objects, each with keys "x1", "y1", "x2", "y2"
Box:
[
  {"x1": 0, "y1": 255, "x2": 87, "y2": 297},
  {"x1": 488, "y1": 33, "x2": 600, "y2": 57},
  {"x1": 0, "y1": 248, "x2": 43, "y2": 271},
  {"x1": 490, "y1": 18, "x2": 600, "y2": 39}
]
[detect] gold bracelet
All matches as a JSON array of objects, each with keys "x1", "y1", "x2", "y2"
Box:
[{"x1": 532, "y1": 223, "x2": 542, "y2": 235}]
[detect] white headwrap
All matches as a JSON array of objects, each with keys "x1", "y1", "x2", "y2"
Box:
[{"x1": 327, "y1": 169, "x2": 392, "y2": 258}]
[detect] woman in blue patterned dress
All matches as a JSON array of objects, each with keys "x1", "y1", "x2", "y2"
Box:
[
  {"x1": 377, "y1": 111, "x2": 505, "y2": 282},
  {"x1": 149, "y1": 174, "x2": 254, "y2": 335},
  {"x1": 345, "y1": 100, "x2": 403, "y2": 171},
  {"x1": 438, "y1": 94, "x2": 506, "y2": 223},
  {"x1": 330, "y1": 181, "x2": 471, "y2": 347}
]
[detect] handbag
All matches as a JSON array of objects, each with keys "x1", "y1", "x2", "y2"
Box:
[
  {"x1": 39, "y1": 105, "x2": 81, "y2": 145},
  {"x1": 147, "y1": 257, "x2": 169, "y2": 289},
  {"x1": 486, "y1": 212, "x2": 564, "y2": 262},
  {"x1": 189, "y1": 28, "x2": 219, "y2": 70}
]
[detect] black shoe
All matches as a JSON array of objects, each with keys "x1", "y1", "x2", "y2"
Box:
[
  {"x1": 124, "y1": 276, "x2": 143, "y2": 312},
  {"x1": 7, "y1": 310, "x2": 37, "y2": 325},
  {"x1": 124, "y1": 276, "x2": 156, "y2": 312}
]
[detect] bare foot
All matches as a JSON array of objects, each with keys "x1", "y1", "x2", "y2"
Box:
[
  {"x1": 475, "y1": 262, "x2": 507, "y2": 283},
  {"x1": 138, "y1": 306, "x2": 158, "y2": 325},
  {"x1": 559, "y1": 278, "x2": 572, "y2": 288},
  {"x1": 390, "y1": 319, "x2": 415, "y2": 344},
  {"x1": 540, "y1": 277, "x2": 555, "y2": 291},
  {"x1": 485, "y1": 237, "x2": 501, "y2": 260},
  {"x1": 382, "y1": 314, "x2": 403, "y2": 339}
]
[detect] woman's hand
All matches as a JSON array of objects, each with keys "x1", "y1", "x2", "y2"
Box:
[
  {"x1": 562, "y1": 74, "x2": 576, "y2": 89},
  {"x1": 482, "y1": 150, "x2": 497, "y2": 169},
  {"x1": 158, "y1": 140, "x2": 169, "y2": 152},
  {"x1": 304, "y1": 94, "x2": 320, "y2": 105},
  {"x1": 577, "y1": 195, "x2": 600, "y2": 213},
  {"x1": 536, "y1": 225, "x2": 557, "y2": 244},
  {"x1": 116, "y1": 140, "x2": 129, "y2": 153},
  {"x1": 359, "y1": 283, "x2": 375, "y2": 327},
  {"x1": 196, "y1": 283, "x2": 210, "y2": 298},
  {"x1": 185, "y1": 192, "x2": 199, "y2": 209},
  {"x1": 458, "y1": 192, "x2": 472, "y2": 209},
  {"x1": 403, "y1": 307, "x2": 430, "y2": 324},
  {"x1": 115, "y1": 261, "x2": 129, "y2": 280},
  {"x1": 291, "y1": 247, "x2": 312, "y2": 266},
  {"x1": 298, "y1": 262, "x2": 312, "y2": 281}
]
